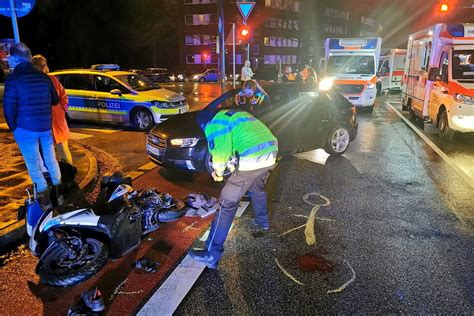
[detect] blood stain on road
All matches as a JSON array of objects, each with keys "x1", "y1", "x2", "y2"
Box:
[{"x1": 297, "y1": 253, "x2": 333, "y2": 272}]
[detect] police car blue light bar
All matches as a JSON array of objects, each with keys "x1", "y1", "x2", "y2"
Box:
[{"x1": 91, "y1": 64, "x2": 120, "y2": 71}]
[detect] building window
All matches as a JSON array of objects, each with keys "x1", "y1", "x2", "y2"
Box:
[
  {"x1": 185, "y1": 34, "x2": 212, "y2": 45},
  {"x1": 264, "y1": 55, "x2": 298, "y2": 65},
  {"x1": 186, "y1": 54, "x2": 218, "y2": 64},
  {"x1": 185, "y1": 14, "x2": 216, "y2": 25},
  {"x1": 263, "y1": 36, "x2": 299, "y2": 47},
  {"x1": 265, "y1": 0, "x2": 301, "y2": 12},
  {"x1": 184, "y1": 0, "x2": 216, "y2": 4},
  {"x1": 324, "y1": 7, "x2": 349, "y2": 20}
]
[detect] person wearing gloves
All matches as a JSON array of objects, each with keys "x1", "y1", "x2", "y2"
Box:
[
  {"x1": 189, "y1": 107, "x2": 278, "y2": 269},
  {"x1": 240, "y1": 60, "x2": 254, "y2": 81}
]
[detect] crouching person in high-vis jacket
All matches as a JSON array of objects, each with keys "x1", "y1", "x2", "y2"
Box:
[{"x1": 190, "y1": 108, "x2": 278, "y2": 269}]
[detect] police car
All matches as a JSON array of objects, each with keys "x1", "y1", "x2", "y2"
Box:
[{"x1": 50, "y1": 64, "x2": 189, "y2": 131}]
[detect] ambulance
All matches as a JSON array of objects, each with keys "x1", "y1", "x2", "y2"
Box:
[
  {"x1": 402, "y1": 23, "x2": 474, "y2": 141},
  {"x1": 377, "y1": 48, "x2": 407, "y2": 94},
  {"x1": 323, "y1": 37, "x2": 382, "y2": 112}
]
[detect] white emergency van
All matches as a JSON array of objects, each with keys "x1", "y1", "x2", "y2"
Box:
[
  {"x1": 402, "y1": 23, "x2": 474, "y2": 140},
  {"x1": 323, "y1": 37, "x2": 382, "y2": 112},
  {"x1": 377, "y1": 49, "x2": 407, "y2": 94}
]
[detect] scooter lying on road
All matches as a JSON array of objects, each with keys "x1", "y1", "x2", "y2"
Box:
[{"x1": 18, "y1": 172, "x2": 186, "y2": 287}]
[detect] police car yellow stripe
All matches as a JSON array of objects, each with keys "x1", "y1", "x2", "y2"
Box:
[{"x1": 69, "y1": 106, "x2": 127, "y2": 115}]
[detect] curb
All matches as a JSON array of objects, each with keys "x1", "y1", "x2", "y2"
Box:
[{"x1": 0, "y1": 142, "x2": 99, "y2": 249}]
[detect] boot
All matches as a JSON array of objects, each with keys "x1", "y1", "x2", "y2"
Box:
[
  {"x1": 53, "y1": 184, "x2": 64, "y2": 206},
  {"x1": 37, "y1": 189, "x2": 53, "y2": 210}
]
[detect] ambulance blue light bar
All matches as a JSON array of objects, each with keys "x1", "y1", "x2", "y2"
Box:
[
  {"x1": 445, "y1": 24, "x2": 474, "y2": 37},
  {"x1": 328, "y1": 38, "x2": 379, "y2": 50}
]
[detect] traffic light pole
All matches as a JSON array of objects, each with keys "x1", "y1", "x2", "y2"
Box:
[
  {"x1": 218, "y1": 0, "x2": 226, "y2": 93},
  {"x1": 232, "y1": 23, "x2": 236, "y2": 89},
  {"x1": 9, "y1": 0, "x2": 20, "y2": 43}
]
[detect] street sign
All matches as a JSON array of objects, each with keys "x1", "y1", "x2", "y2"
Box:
[
  {"x1": 236, "y1": 1, "x2": 255, "y2": 22},
  {"x1": 0, "y1": 0, "x2": 35, "y2": 18}
]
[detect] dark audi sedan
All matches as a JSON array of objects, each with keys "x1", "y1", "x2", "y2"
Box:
[{"x1": 146, "y1": 83, "x2": 358, "y2": 174}]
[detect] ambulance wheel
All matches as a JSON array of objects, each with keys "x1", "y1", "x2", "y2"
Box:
[
  {"x1": 376, "y1": 82, "x2": 381, "y2": 96},
  {"x1": 438, "y1": 110, "x2": 454, "y2": 142},
  {"x1": 132, "y1": 108, "x2": 155, "y2": 131}
]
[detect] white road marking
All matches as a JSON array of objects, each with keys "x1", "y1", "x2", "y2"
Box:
[
  {"x1": 138, "y1": 162, "x2": 157, "y2": 171},
  {"x1": 69, "y1": 132, "x2": 93, "y2": 140},
  {"x1": 137, "y1": 200, "x2": 250, "y2": 315},
  {"x1": 385, "y1": 101, "x2": 474, "y2": 188},
  {"x1": 82, "y1": 128, "x2": 119, "y2": 134}
]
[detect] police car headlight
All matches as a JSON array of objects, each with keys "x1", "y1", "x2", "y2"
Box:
[
  {"x1": 366, "y1": 83, "x2": 376, "y2": 89},
  {"x1": 152, "y1": 101, "x2": 170, "y2": 108},
  {"x1": 454, "y1": 93, "x2": 474, "y2": 105},
  {"x1": 170, "y1": 138, "x2": 198, "y2": 147},
  {"x1": 319, "y1": 78, "x2": 334, "y2": 91}
]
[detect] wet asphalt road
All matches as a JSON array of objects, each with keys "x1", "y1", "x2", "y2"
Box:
[
  {"x1": 174, "y1": 96, "x2": 473, "y2": 314},
  {"x1": 0, "y1": 85, "x2": 473, "y2": 314}
]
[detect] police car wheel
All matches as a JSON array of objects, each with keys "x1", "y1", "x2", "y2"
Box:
[
  {"x1": 325, "y1": 125, "x2": 350, "y2": 156},
  {"x1": 199, "y1": 77, "x2": 205, "y2": 83},
  {"x1": 132, "y1": 108, "x2": 154, "y2": 131}
]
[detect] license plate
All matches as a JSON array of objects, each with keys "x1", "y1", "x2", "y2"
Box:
[{"x1": 147, "y1": 144, "x2": 164, "y2": 157}]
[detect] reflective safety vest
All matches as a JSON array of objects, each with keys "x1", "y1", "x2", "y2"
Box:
[{"x1": 204, "y1": 109, "x2": 278, "y2": 176}]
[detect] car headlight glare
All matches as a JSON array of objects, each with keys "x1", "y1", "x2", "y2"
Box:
[
  {"x1": 170, "y1": 138, "x2": 199, "y2": 147},
  {"x1": 193, "y1": 75, "x2": 199, "y2": 79},
  {"x1": 366, "y1": 83, "x2": 376, "y2": 89},
  {"x1": 319, "y1": 78, "x2": 334, "y2": 91},
  {"x1": 454, "y1": 93, "x2": 474, "y2": 105}
]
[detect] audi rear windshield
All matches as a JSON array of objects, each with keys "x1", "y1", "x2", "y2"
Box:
[{"x1": 115, "y1": 74, "x2": 161, "y2": 91}]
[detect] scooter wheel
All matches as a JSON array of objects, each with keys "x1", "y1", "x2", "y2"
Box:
[{"x1": 37, "y1": 237, "x2": 109, "y2": 288}]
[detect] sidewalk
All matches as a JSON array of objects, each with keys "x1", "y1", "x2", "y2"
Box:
[{"x1": 0, "y1": 128, "x2": 98, "y2": 248}]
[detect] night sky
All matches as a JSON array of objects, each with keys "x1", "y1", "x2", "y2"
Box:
[{"x1": 0, "y1": 0, "x2": 472, "y2": 71}]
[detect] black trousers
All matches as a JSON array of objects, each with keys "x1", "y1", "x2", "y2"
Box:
[{"x1": 205, "y1": 166, "x2": 273, "y2": 261}]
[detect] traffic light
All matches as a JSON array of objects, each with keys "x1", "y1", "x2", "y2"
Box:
[
  {"x1": 239, "y1": 26, "x2": 250, "y2": 44},
  {"x1": 440, "y1": 3, "x2": 449, "y2": 12}
]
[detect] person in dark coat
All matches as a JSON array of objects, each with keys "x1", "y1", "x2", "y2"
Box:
[{"x1": 3, "y1": 43, "x2": 62, "y2": 208}]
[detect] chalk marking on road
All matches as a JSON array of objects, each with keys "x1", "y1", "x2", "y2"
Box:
[
  {"x1": 303, "y1": 193, "x2": 331, "y2": 245},
  {"x1": 275, "y1": 258, "x2": 305, "y2": 286},
  {"x1": 386, "y1": 101, "x2": 474, "y2": 189},
  {"x1": 278, "y1": 224, "x2": 307, "y2": 237},
  {"x1": 110, "y1": 278, "x2": 128, "y2": 301},
  {"x1": 118, "y1": 290, "x2": 144, "y2": 295},
  {"x1": 69, "y1": 132, "x2": 93, "y2": 140},
  {"x1": 292, "y1": 214, "x2": 336, "y2": 222},
  {"x1": 138, "y1": 201, "x2": 249, "y2": 315},
  {"x1": 183, "y1": 220, "x2": 200, "y2": 233},
  {"x1": 327, "y1": 260, "x2": 356, "y2": 294}
]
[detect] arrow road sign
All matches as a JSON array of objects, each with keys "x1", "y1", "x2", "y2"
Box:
[{"x1": 236, "y1": 1, "x2": 255, "y2": 22}]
